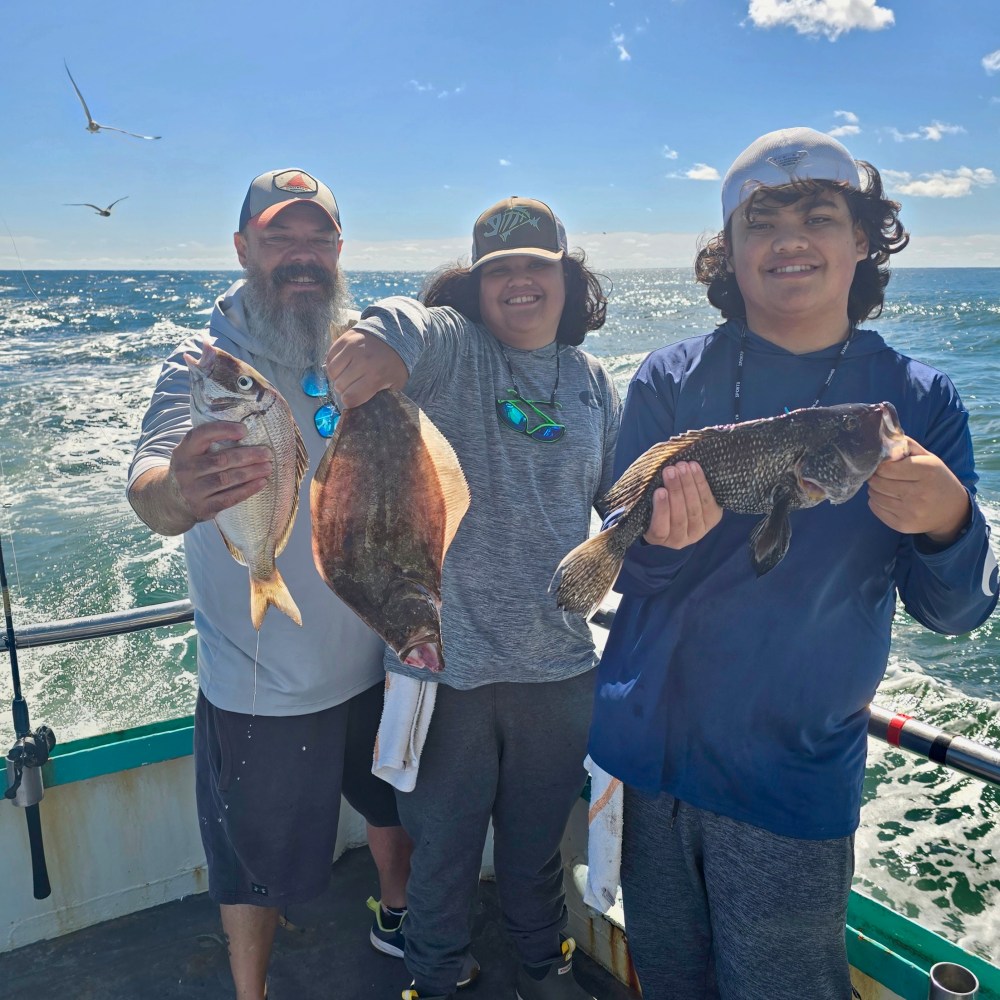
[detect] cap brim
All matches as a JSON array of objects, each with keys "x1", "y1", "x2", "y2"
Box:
[
  {"x1": 249, "y1": 199, "x2": 342, "y2": 233},
  {"x1": 470, "y1": 247, "x2": 564, "y2": 271}
]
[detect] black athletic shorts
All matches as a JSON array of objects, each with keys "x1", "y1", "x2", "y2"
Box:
[{"x1": 194, "y1": 680, "x2": 399, "y2": 907}]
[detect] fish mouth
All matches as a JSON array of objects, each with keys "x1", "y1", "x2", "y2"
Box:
[
  {"x1": 878, "y1": 401, "x2": 909, "y2": 461},
  {"x1": 399, "y1": 632, "x2": 444, "y2": 673}
]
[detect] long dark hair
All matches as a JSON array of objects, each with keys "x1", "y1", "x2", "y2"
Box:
[
  {"x1": 420, "y1": 251, "x2": 608, "y2": 346},
  {"x1": 694, "y1": 162, "x2": 909, "y2": 324}
]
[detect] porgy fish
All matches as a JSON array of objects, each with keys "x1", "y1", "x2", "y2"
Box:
[
  {"x1": 311, "y1": 389, "x2": 470, "y2": 673},
  {"x1": 185, "y1": 341, "x2": 308, "y2": 630},
  {"x1": 554, "y1": 402, "x2": 909, "y2": 616}
]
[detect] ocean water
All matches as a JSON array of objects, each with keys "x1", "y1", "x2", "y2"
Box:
[{"x1": 0, "y1": 267, "x2": 998, "y2": 960}]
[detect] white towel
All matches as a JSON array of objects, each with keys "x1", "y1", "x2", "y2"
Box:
[
  {"x1": 583, "y1": 754, "x2": 624, "y2": 914},
  {"x1": 372, "y1": 673, "x2": 437, "y2": 792}
]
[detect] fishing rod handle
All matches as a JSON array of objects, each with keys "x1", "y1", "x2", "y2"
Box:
[{"x1": 24, "y1": 802, "x2": 51, "y2": 899}]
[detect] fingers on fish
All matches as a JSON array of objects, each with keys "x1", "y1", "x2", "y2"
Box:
[
  {"x1": 311, "y1": 390, "x2": 470, "y2": 671},
  {"x1": 250, "y1": 568, "x2": 303, "y2": 630}
]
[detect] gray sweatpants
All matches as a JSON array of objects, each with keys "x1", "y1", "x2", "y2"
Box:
[
  {"x1": 621, "y1": 786, "x2": 855, "y2": 1000},
  {"x1": 394, "y1": 671, "x2": 594, "y2": 995}
]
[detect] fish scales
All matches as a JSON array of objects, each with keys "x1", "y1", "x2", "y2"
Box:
[
  {"x1": 554, "y1": 402, "x2": 909, "y2": 616},
  {"x1": 311, "y1": 389, "x2": 470, "y2": 673}
]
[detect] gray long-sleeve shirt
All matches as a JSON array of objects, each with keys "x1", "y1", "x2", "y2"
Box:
[{"x1": 354, "y1": 296, "x2": 621, "y2": 688}]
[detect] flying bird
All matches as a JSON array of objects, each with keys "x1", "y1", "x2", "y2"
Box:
[
  {"x1": 64, "y1": 197, "x2": 129, "y2": 217},
  {"x1": 63, "y1": 61, "x2": 161, "y2": 140}
]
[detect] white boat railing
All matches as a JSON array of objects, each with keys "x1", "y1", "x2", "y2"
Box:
[{"x1": 2, "y1": 599, "x2": 998, "y2": 789}]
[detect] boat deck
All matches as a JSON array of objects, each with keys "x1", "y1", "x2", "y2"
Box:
[{"x1": 4, "y1": 844, "x2": 640, "y2": 1000}]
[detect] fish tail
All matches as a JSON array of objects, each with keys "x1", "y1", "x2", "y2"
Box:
[
  {"x1": 552, "y1": 522, "x2": 630, "y2": 617},
  {"x1": 250, "y1": 569, "x2": 303, "y2": 630}
]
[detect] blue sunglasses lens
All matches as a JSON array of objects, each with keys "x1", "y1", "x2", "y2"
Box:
[
  {"x1": 314, "y1": 403, "x2": 340, "y2": 438},
  {"x1": 529, "y1": 423, "x2": 565, "y2": 442},
  {"x1": 498, "y1": 399, "x2": 528, "y2": 432},
  {"x1": 301, "y1": 370, "x2": 329, "y2": 397}
]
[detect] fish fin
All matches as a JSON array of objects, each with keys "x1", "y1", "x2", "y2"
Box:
[
  {"x1": 274, "y1": 423, "x2": 309, "y2": 558},
  {"x1": 552, "y1": 527, "x2": 623, "y2": 617},
  {"x1": 221, "y1": 531, "x2": 249, "y2": 567},
  {"x1": 603, "y1": 431, "x2": 708, "y2": 512},
  {"x1": 748, "y1": 487, "x2": 795, "y2": 576},
  {"x1": 250, "y1": 568, "x2": 303, "y2": 630},
  {"x1": 404, "y1": 394, "x2": 471, "y2": 553}
]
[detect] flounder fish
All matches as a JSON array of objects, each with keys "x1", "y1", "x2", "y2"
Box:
[
  {"x1": 311, "y1": 389, "x2": 470, "y2": 673},
  {"x1": 554, "y1": 402, "x2": 909, "y2": 616},
  {"x1": 185, "y1": 341, "x2": 308, "y2": 630}
]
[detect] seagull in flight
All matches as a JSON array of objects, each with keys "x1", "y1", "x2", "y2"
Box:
[
  {"x1": 64, "y1": 197, "x2": 129, "y2": 217},
  {"x1": 63, "y1": 61, "x2": 161, "y2": 140}
]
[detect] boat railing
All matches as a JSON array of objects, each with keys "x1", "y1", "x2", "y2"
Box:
[{"x1": 3, "y1": 600, "x2": 999, "y2": 790}]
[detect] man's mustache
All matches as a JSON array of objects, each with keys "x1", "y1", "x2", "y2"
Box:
[{"x1": 271, "y1": 262, "x2": 334, "y2": 288}]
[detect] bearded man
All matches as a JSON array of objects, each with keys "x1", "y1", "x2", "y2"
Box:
[{"x1": 127, "y1": 170, "x2": 414, "y2": 1000}]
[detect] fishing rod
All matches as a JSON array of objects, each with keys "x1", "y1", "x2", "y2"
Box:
[{"x1": 1, "y1": 524, "x2": 55, "y2": 899}]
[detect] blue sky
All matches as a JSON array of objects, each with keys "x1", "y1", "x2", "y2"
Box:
[{"x1": 2, "y1": 0, "x2": 999, "y2": 270}]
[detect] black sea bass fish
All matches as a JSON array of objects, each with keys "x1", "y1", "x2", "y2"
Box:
[
  {"x1": 554, "y1": 402, "x2": 909, "y2": 616},
  {"x1": 311, "y1": 389, "x2": 471, "y2": 673},
  {"x1": 186, "y1": 341, "x2": 308, "y2": 630}
]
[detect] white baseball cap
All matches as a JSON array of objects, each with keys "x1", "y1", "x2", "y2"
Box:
[{"x1": 721, "y1": 127, "x2": 861, "y2": 224}]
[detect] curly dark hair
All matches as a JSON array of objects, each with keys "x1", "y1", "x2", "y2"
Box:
[
  {"x1": 694, "y1": 162, "x2": 909, "y2": 325},
  {"x1": 420, "y1": 251, "x2": 608, "y2": 347}
]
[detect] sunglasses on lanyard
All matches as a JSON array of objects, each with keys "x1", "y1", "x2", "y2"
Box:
[{"x1": 301, "y1": 369, "x2": 340, "y2": 438}]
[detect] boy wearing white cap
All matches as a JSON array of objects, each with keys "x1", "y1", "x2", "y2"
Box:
[{"x1": 586, "y1": 129, "x2": 998, "y2": 998}]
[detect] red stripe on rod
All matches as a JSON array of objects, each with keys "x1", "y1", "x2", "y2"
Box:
[{"x1": 886, "y1": 713, "x2": 912, "y2": 746}]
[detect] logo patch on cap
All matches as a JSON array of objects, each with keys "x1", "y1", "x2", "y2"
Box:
[
  {"x1": 766, "y1": 150, "x2": 810, "y2": 177},
  {"x1": 273, "y1": 170, "x2": 318, "y2": 194},
  {"x1": 482, "y1": 208, "x2": 542, "y2": 244}
]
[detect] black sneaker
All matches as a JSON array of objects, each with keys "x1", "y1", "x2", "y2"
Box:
[{"x1": 367, "y1": 895, "x2": 407, "y2": 958}]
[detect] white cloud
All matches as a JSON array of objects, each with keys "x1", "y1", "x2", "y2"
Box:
[
  {"x1": 983, "y1": 50, "x2": 1000, "y2": 74},
  {"x1": 437, "y1": 85, "x2": 466, "y2": 99},
  {"x1": 834, "y1": 110, "x2": 859, "y2": 124},
  {"x1": 747, "y1": 0, "x2": 894, "y2": 41},
  {"x1": 499, "y1": 159, "x2": 511, "y2": 167},
  {"x1": 887, "y1": 121, "x2": 965, "y2": 142},
  {"x1": 829, "y1": 124, "x2": 861, "y2": 137},
  {"x1": 663, "y1": 145, "x2": 679, "y2": 160},
  {"x1": 408, "y1": 80, "x2": 435, "y2": 93},
  {"x1": 612, "y1": 29, "x2": 631, "y2": 60},
  {"x1": 882, "y1": 167, "x2": 996, "y2": 198},
  {"x1": 686, "y1": 164, "x2": 721, "y2": 181}
]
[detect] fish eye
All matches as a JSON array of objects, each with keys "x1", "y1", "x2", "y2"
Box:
[
  {"x1": 236, "y1": 375, "x2": 254, "y2": 392},
  {"x1": 843, "y1": 415, "x2": 859, "y2": 431}
]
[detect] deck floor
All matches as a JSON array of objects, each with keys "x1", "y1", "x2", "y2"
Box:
[{"x1": 4, "y1": 845, "x2": 640, "y2": 1000}]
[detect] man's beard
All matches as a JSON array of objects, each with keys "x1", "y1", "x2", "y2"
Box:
[{"x1": 242, "y1": 259, "x2": 352, "y2": 371}]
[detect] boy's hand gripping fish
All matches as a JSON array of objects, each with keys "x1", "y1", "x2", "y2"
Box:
[{"x1": 553, "y1": 402, "x2": 909, "y2": 617}]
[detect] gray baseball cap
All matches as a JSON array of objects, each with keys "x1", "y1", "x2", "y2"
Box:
[
  {"x1": 722, "y1": 127, "x2": 861, "y2": 224},
  {"x1": 239, "y1": 168, "x2": 341, "y2": 232}
]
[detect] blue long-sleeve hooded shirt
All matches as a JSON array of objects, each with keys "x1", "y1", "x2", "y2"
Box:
[{"x1": 588, "y1": 319, "x2": 998, "y2": 839}]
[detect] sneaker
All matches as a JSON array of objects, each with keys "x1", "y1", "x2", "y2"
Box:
[
  {"x1": 368, "y1": 896, "x2": 407, "y2": 958},
  {"x1": 515, "y1": 938, "x2": 596, "y2": 1000}
]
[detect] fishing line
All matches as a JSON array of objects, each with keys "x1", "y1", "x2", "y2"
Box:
[
  {"x1": 1, "y1": 216, "x2": 44, "y2": 305},
  {"x1": 252, "y1": 630, "x2": 261, "y2": 717}
]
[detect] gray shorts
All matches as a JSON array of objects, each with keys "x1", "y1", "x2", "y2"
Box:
[
  {"x1": 194, "y1": 680, "x2": 398, "y2": 907},
  {"x1": 621, "y1": 787, "x2": 854, "y2": 1000}
]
